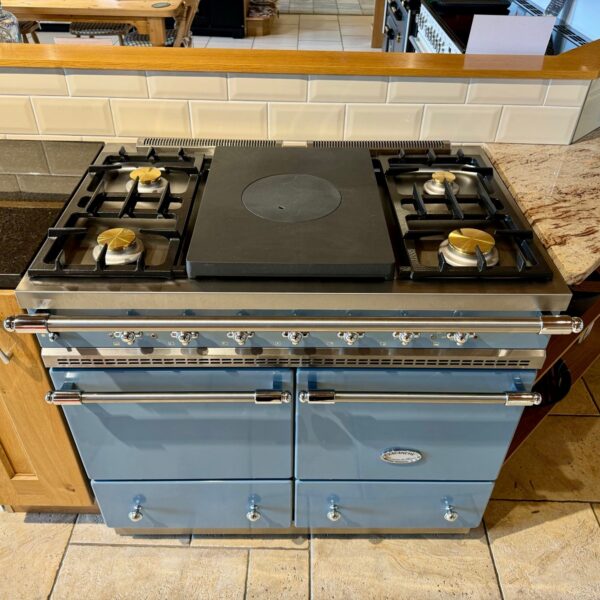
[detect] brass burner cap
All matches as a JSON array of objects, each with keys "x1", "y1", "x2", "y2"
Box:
[
  {"x1": 97, "y1": 228, "x2": 137, "y2": 252},
  {"x1": 130, "y1": 166, "x2": 162, "y2": 185},
  {"x1": 448, "y1": 228, "x2": 495, "y2": 256},
  {"x1": 432, "y1": 171, "x2": 457, "y2": 184}
]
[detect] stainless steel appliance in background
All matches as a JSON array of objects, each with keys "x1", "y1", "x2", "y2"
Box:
[
  {"x1": 382, "y1": 0, "x2": 421, "y2": 52},
  {"x1": 3, "y1": 140, "x2": 583, "y2": 535},
  {"x1": 386, "y1": 0, "x2": 590, "y2": 54}
]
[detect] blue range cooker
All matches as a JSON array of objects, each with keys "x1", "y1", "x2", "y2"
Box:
[{"x1": 4, "y1": 140, "x2": 581, "y2": 534}]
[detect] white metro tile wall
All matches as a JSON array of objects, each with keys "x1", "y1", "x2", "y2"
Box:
[
  {"x1": 421, "y1": 105, "x2": 502, "y2": 143},
  {"x1": 110, "y1": 99, "x2": 191, "y2": 137},
  {"x1": 0, "y1": 68, "x2": 68, "y2": 96},
  {"x1": 545, "y1": 80, "x2": 591, "y2": 107},
  {"x1": 228, "y1": 74, "x2": 307, "y2": 101},
  {"x1": 308, "y1": 75, "x2": 387, "y2": 102},
  {"x1": 496, "y1": 106, "x2": 583, "y2": 144},
  {"x1": 269, "y1": 103, "x2": 345, "y2": 140},
  {"x1": 345, "y1": 104, "x2": 422, "y2": 140},
  {"x1": 389, "y1": 78, "x2": 468, "y2": 103},
  {"x1": 573, "y1": 78, "x2": 600, "y2": 141},
  {"x1": 66, "y1": 70, "x2": 147, "y2": 98},
  {"x1": 190, "y1": 102, "x2": 268, "y2": 139},
  {"x1": 0, "y1": 96, "x2": 38, "y2": 134},
  {"x1": 467, "y1": 79, "x2": 548, "y2": 105},
  {"x1": 31, "y1": 97, "x2": 114, "y2": 135},
  {"x1": 147, "y1": 72, "x2": 227, "y2": 100}
]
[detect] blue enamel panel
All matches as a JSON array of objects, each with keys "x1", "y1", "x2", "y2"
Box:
[
  {"x1": 93, "y1": 480, "x2": 292, "y2": 529},
  {"x1": 295, "y1": 369, "x2": 533, "y2": 481},
  {"x1": 295, "y1": 481, "x2": 494, "y2": 529},
  {"x1": 52, "y1": 369, "x2": 293, "y2": 480}
]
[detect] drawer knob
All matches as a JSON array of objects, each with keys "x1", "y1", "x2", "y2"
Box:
[
  {"x1": 246, "y1": 503, "x2": 261, "y2": 522},
  {"x1": 327, "y1": 503, "x2": 341, "y2": 522},
  {"x1": 444, "y1": 505, "x2": 459, "y2": 522},
  {"x1": 128, "y1": 504, "x2": 144, "y2": 522}
]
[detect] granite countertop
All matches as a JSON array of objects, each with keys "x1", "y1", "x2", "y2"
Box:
[
  {"x1": 0, "y1": 140, "x2": 103, "y2": 289},
  {"x1": 485, "y1": 130, "x2": 600, "y2": 286}
]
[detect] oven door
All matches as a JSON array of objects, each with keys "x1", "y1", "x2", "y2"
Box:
[
  {"x1": 51, "y1": 368, "x2": 293, "y2": 480},
  {"x1": 295, "y1": 368, "x2": 536, "y2": 481}
]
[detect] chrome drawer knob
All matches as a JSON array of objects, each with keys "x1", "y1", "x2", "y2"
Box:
[
  {"x1": 128, "y1": 504, "x2": 143, "y2": 522},
  {"x1": 327, "y1": 503, "x2": 341, "y2": 522},
  {"x1": 444, "y1": 506, "x2": 459, "y2": 522},
  {"x1": 246, "y1": 503, "x2": 261, "y2": 522}
]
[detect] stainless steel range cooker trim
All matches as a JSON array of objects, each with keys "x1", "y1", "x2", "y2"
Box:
[
  {"x1": 4, "y1": 313, "x2": 583, "y2": 335},
  {"x1": 45, "y1": 389, "x2": 292, "y2": 406},
  {"x1": 39, "y1": 346, "x2": 547, "y2": 370},
  {"x1": 298, "y1": 390, "x2": 542, "y2": 407}
]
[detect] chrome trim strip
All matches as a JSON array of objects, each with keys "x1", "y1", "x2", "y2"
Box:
[
  {"x1": 4, "y1": 314, "x2": 583, "y2": 335},
  {"x1": 40, "y1": 347, "x2": 547, "y2": 370},
  {"x1": 115, "y1": 527, "x2": 471, "y2": 535},
  {"x1": 45, "y1": 389, "x2": 291, "y2": 405},
  {"x1": 298, "y1": 390, "x2": 542, "y2": 406}
]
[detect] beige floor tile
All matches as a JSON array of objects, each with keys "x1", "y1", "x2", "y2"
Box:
[
  {"x1": 584, "y1": 357, "x2": 600, "y2": 409},
  {"x1": 492, "y1": 416, "x2": 600, "y2": 501},
  {"x1": 593, "y1": 504, "x2": 600, "y2": 525},
  {"x1": 191, "y1": 533, "x2": 308, "y2": 550},
  {"x1": 550, "y1": 379, "x2": 599, "y2": 415},
  {"x1": 0, "y1": 512, "x2": 75, "y2": 600},
  {"x1": 246, "y1": 549, "x2": 308, "y2": 599},
  {"x1": 70, "y1": 514, "x2": 190, "y2": 546},
  {"x1": 485, "y1": 501, "x2": 600, "y2": 600},
  {"x1": 311, "y1": 526, "x2": 501, "y2": 599},
  {"x1": 51, "y1": 544, "x2": 248, "y2": 600}
]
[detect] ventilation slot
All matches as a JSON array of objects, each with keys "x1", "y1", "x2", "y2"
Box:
[
  {"x1": 312, "y1": 140, "x2": 450, "y2": 152},
  {"x1": 137, "y1": 138, "x2": 277, "y2": 149}
]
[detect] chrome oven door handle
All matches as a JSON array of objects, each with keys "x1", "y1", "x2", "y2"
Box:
[
  {"x1": 298, "y1": 390, "x2": 542, "y2": 407},
  {"x1": 45, "y1": 390, "x2": 292, "y2": 406},
  {"x1": 4, "y1": 314, "x2": 584, "y2": 336}
]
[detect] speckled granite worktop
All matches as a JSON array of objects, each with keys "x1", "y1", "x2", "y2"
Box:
[
  {"x1": 485, "y1": 130, "x2": 600, "y2": 286},
  {"x1": 0, "y1": 140, "x2": 103, "y2": 289}
]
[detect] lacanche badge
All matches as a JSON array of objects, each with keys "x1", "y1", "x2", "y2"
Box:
[{"x1": 380, "y1": 448, "x2": 423, "y2": 464}]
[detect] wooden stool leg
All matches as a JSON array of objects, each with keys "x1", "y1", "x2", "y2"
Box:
[
  {"x1": 22, "y1": 34, "x2": 29, "y2": 43},
  {"x1": 31, "y1": 31, "x2": 40, "y2": 44},
  {"x1": 118, "y1": 34, "x2": 124, "y2": 45}
]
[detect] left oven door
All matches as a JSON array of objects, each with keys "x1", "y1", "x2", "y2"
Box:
[{"x1": 50, "y1": 368, "x2": 294, "y2": 480}]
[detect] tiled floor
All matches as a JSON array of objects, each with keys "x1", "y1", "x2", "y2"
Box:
[
  {"x1": 35, "y1": 15, "x2": 380, "y2": 52},
  {"x1": 279, "y1": 0, "x2": 375, "y2": 15},
  {"x1": 3, "y1": 359, "x2": 600, "y2": 599}
]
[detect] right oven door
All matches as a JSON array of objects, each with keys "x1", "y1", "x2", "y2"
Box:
[{"x1": 295, "y1": 368, "x2": 535, "y2": 482}]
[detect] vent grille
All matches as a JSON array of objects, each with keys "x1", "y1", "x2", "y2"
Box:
[
  {"x1": 137, "y1": 138, "x2": 277, "y2": 148},
  {"x1": 51, "y1": 356, "x2": 534, "y2": 369},
  {"x1": 312, "y1": 140, "x2": 449, "y2": 151}
]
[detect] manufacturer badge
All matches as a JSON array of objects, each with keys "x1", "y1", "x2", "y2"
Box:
[{"x1": 380, "y1": 448, "x2": 423, "y2": 464}]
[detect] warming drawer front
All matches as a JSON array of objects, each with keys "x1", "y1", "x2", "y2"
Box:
[
  {"x1": 93, "y1": 480, "x2": 292, "y2": 530},
  {"x1": 51, "y1": 368, "x2": 293, "y2": 480},
  {"x1": 295, "y1": 481, "x2": 494, "y2": 530},
  {"x1": 295, "y1": 368, "x2": 534, "y2": 481}
]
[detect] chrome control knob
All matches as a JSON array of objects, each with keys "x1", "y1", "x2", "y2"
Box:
[
  {"x1": 283, "y1": 331, "x2": 307, "y2": 346},
  {"x1": 128, "y1": 504, "x2": 143, "y2": 522},
  {"x1": 447, "y1": 332, "x2": 475, "y2": 346},
  {"x1": 337, "y1": 331, "x2": 363, "y2": 346},
  {"x1": 444, "y1": 506, "x2": 459, "y2": 522},
  {"x1": 227, "y1": 331, "x2": 254, "y2": 346},
  {"x1": 171, "y1": 331, "x2": 199, "y2": 346},
  {"x1": 327, "y1": 503, "x2": 341, "y2": 522},
  {"x1": 246, "y1": 503, "x2": 261, "y2": 522},
  {"x1": 393, "y1": 331, "x2": 420, "y2": 346},
  {"x1": 114, "y1": 331, "x2": 141, "y2": 345}
]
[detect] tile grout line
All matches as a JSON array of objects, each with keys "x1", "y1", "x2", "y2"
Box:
[
  {"x1": 591, "y1": 503, "x2": 600, "y2": 528},
  {"x1": 483, "y1": 519, "x2": 506, "y2": 600},
  {"x1": 242, "y1": 549, "x2": 251, "y2": 600},
  {"x1": 308, "y1": 535, "x2": 313, "y2": 600},
  {"x1": 582, "y1": 377, "x2": 600, "y2": 412},
  {"x1": 46, "y1": 516, "x2": 77, "y2": 600}
]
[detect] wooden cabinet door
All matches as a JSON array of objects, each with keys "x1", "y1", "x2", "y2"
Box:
[{"x1": 0, "y1": 291, "x2": 93, "y2": 508}]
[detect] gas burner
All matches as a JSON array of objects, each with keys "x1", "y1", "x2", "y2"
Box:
[
  {"x1": 126, "y1": 166, "x2": 168, "y2": 194},
  {"x1": 423, "y1": 171, "x2": 459, "y2": 195},
  {"x1": 439, "y1": 228, "x2": 499, "y2": 268},
  {"x1": 92, "y1": 227, "x2": 145, "y2": 266}
]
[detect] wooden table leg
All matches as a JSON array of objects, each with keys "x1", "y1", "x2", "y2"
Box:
[
  {"x1": 146, "y1": 17, "x2": 167, "y2": 46},
  {"x1": 371, "y1": 0, "x2": 385, "y2": 48}
]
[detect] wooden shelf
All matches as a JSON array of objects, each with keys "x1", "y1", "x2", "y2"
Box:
[{"x1": 0, "y1": 39, "x2": 598, "y2": 79}]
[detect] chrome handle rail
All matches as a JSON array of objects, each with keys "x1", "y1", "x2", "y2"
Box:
[
  {"x1": 45, "y1": 389, "x2": 292, "y2": 406},
  {"x1": 298, "y1": 390, "x2": 542, "y2": 407},
  {"x1": 3, "y1": 314, "x2": 584, "y2": 335}
]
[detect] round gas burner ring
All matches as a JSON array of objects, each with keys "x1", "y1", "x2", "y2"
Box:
[
  {"x1": 130, "y1": 166, "x2": 162, "y2": 185},
  {"x1": 93, "y1": 228, "x2": 145, "y2": 265},
  {"x1": 439, "y1": 228, "x2": 499, "y2": 268},
  {"x1": 424, "y1": 171, "x2": 459, "y2": 196}
]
